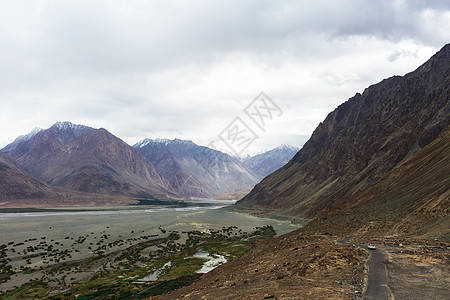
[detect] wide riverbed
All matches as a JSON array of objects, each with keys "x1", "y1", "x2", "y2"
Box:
[{"x1": 0, "y1": 204, "x2": 298, "y2": 244}]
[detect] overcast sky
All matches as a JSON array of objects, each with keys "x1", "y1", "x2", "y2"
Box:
[{"x1": 0, "y1": 0, "x2": 449, "y2": 154}]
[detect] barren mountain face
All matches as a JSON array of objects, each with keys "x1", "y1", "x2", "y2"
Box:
[{"x1": 238, "y1": 44, "x2": 450, "y2": 219}]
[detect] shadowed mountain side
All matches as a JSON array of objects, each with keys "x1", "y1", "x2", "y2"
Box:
[
  {"x1": 304, "y1": 124, "x2": 450, "y2": 240},
  {"x1": 0, "y1": 150, "x2": 54, "y2": 200},
  {"x1": 0, "y1": 150, "x2": 134, "y2": 207},
  {"x1": 237, "y1": 43, "x2": 449, "y2": 219}
]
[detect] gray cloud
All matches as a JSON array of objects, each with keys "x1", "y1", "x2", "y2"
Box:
[
  {"x1": 387, "y1": 49, "x2": 418, "y2": 62},
  {"x1": 0, "y1": 0, "x2": 449, "y2": 153}
]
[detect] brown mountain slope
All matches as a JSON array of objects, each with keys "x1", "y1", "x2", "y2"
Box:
[
  {"x1": 0, "y1": 149, "x2": 134, "y2": 207},
  {"x1": 305, "y1": 123, "x2": 450, "y2": 240},
  {"x1": 3, "y1": 122, "x2": 177, "y2": 199},
  {"x1": 237, "y1": 43, "x2": 449, "y2": 219}
]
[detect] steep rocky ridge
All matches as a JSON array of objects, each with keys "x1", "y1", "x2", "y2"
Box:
[
  {"x1": 237, "y1": 43, "x2": 449, "y2": 219},
  {"x1": 305, "y1": 124, "x2": 449, "y2": 240}
]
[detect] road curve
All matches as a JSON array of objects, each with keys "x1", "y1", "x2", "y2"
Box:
[{"x1": 338, "y1": 237, "x2": 388, "y2": 300}]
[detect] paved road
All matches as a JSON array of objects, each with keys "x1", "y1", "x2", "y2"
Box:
[{"x1": 338, "y1": 237, "x2": 388, "y2": 300}]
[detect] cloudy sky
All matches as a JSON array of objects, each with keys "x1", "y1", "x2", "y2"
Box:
[{"x1": 0, "y1": 0, "x2": 449, "y2": 154}]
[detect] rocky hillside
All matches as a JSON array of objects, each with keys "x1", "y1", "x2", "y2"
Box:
[
  {"x1": 134, "y1": 138, "x2": 260, "y2": 198},
  {"x1": 237, "y1": 43, "x2": 450, "y2": 219},
  {"x1": 3, "y1": 122, "x2": 177, "y2": 199},
  {"x1": 306, "y1": 124, "x2": 449, "y2": 240},
  {"x1": 243, "y1": 145, "x2": 299, "y2": 178}
]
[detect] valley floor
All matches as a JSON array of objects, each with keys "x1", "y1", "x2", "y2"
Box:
[
  {"x1": 0, "y1": 206, "x2": 297, "y2": 299},
  {"x1": 1, "y1": 206, "x2": 448, "y2": 299}
]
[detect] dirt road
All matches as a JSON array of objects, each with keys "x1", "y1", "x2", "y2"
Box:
[
  {"x1": 338, "y1": 237, "x2": 388, "y2": 300},
  {"x1": 362, "y1": 245, "x2": 388, "y2": 300}
]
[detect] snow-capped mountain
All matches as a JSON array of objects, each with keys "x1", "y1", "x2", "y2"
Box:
[
  {"x1": 2, "y1": 121, "x2": 177, "y2": 199},
  {"x1": 243, "y1": 144, "x2": 299, "y2": 178},
  {"x1": 134, "y1": 138, "x2": 192, "y2": 149},
  {"x1": 3, "y1": 121, "x2": 299, "y2": 200},
  {"x1": 133, "y1": 138, "x2": 261, "y2": 198},
  {"x1": 2, "y1": 127, "x2": 43, "y2": 154}
]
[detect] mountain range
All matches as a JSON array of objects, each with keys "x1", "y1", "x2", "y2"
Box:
[
  {"x1": 3, "y1": 122, "x2": 175, "y2": 199},
  {"x1": 0, "y1": 146, "x2": 131, "y2": 207},
  {"x1": 1, "y1": 122, "x2": 298, "y2": 204},
  {"x1": 133, "y1": 138, "x2": 261, "y2": 198},
  {"x1": 0, "y1": 41, "x2": 448, "y2": 299}
]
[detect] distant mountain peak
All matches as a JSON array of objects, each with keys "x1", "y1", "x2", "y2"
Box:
[
  {"x1": 2, "y1": 127, "x2": 43, "y2": 153},
  {"x1": 51, "y1": 121, "x2": 92, "y2": 132},
  {"x1": 133, "y1": 138, "x2": 195, "y2": 148},
  {"x1": 243, "y1": 144, "x2": 299, "y2": 177},
  {"x1": 275, "y1": 144, "x2": 300, "y2": 152},
  {"x1": 13, "y1": 127, "x2": 43, "y2": 143},
  {"x1": 134, "y1": 137, "x2": 260, "y2": 198},
  {"x1": 133, "y1": 138, "x2": 153, "y2": 148},
  {"x1": 3, "y1": 122, "x2": 175, "y2": 199},
  {"x1": 47, "y1": 121, "x2": 95, "y2": 143}
]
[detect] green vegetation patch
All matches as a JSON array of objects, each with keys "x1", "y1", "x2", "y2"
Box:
[{"x1": 1, "y1": 225, "x2": 276, "y2": 299}]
